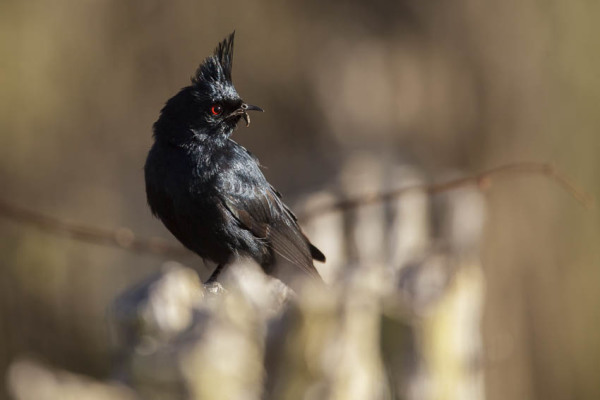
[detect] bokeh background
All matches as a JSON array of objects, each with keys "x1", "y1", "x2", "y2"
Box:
[{"x1": 1, "y1": 0, "x2": 599, "y2": 399}]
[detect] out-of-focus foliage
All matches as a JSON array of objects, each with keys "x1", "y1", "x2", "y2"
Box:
[{"x1": 1, "y1": 1, "x2": 599, "y2": 400}]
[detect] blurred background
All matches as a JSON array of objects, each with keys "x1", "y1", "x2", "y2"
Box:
[{"x1": 0, "y1": 0, "x2": 599, "y2": 399}]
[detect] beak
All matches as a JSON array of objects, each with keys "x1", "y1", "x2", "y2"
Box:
[
  {"x1": 239, "y1": 103, "x2": 264, "y2": 127},
  {"x1": 242, "y1": 103, "x2": 264, "y2": 112}
]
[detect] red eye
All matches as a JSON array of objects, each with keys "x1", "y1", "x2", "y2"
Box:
[{"x1": 211, "y1": 104, "x2": 223, "y2": 116}]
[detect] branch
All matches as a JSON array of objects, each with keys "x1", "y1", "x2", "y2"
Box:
[
  {"x1": 0, "y1": 162, "x2": 592, "y2": 257},
  {"x1": 296, "y1": 162, "x2": 594, "y2": 222},
  {"x1": 0, "y1": 198, "x2": 190, "y2": 258}
]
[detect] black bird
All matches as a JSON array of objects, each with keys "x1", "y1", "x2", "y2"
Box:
[{"x1": 144, "y1": 32, "x2": 325, "y2": 285}]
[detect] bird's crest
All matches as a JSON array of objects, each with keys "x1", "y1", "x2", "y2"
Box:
[{"x1": 192, "y1": 32, "x2": 235, "y2": 86}]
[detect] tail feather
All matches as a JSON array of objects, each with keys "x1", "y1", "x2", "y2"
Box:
[{"x1": 309, "y1": 243, "x2": 326, "y2": 263}]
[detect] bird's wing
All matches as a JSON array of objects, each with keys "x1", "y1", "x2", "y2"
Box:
[
  {"x1": 269, "y1": 184, "x2": 325, "y2": 262},
  {"x1": 217, "y1": 181, "x2": 322, "y2": 279}
]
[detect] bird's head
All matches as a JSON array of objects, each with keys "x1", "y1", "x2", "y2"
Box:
[{"x1": 153, "y1": 32, "x2": 263, "y2": 146}]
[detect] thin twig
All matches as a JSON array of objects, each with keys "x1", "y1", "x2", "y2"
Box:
[
  {"x1": 296, "y1": 162, "x2": 594, "y2": 222},
  {"x1": 0, "y1": 162, "x2": 592, "y2": 257},
  {"x1": 0, "y1": 198, "x2": 190, "y2": 258}
]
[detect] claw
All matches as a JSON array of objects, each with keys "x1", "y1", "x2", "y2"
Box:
[{"x1": 242, "y1": 112, "x2": 250, "y2": 127}]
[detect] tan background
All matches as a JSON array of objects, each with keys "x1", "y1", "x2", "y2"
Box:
[{"x1": 0, "y1": 1, "x2": 599, "y2": 399}]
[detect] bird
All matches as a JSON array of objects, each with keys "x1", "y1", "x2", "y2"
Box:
[{"x1": 144, "y1": 32, "x2": 325, "y2": 286}]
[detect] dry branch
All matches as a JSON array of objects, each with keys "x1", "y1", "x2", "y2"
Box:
[
  {"x1": 0, "y1": 162, "x2": 592, "y2": 257},
  {"x1": 297, "y1": 162, "x2": 593, "y2": 222}
]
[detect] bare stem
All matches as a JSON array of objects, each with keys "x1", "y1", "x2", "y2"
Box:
[
  {"x1": 296, "y1": 161, "x2": 594, "y2": 222},
  {"x1": 0, "y1": 162, "x2": 592, "y2": 257},
  {"x1": 0, "y1": 198, "x2": 190, "y2": 258}
]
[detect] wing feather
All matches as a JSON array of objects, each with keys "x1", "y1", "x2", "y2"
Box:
[{"x1": 219, "y1": 183, "x2": 322, "y2": 279}]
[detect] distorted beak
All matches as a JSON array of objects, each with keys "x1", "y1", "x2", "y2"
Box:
[{"x1": 231, "y1": 103, "x2": 264, "y2": 127}]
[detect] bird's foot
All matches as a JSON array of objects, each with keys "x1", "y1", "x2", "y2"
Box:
[{"x1": 203, "y1": 281, "x2": 227, "y2": 296}]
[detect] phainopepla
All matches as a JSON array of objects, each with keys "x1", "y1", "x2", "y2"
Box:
[{"x1": 145, "y1": 32, "x2": 325, "y2": 285}]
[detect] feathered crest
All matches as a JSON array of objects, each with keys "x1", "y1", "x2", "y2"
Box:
[{"x1": 192, "y1": 31, "x2": 235, "y2": 86}]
